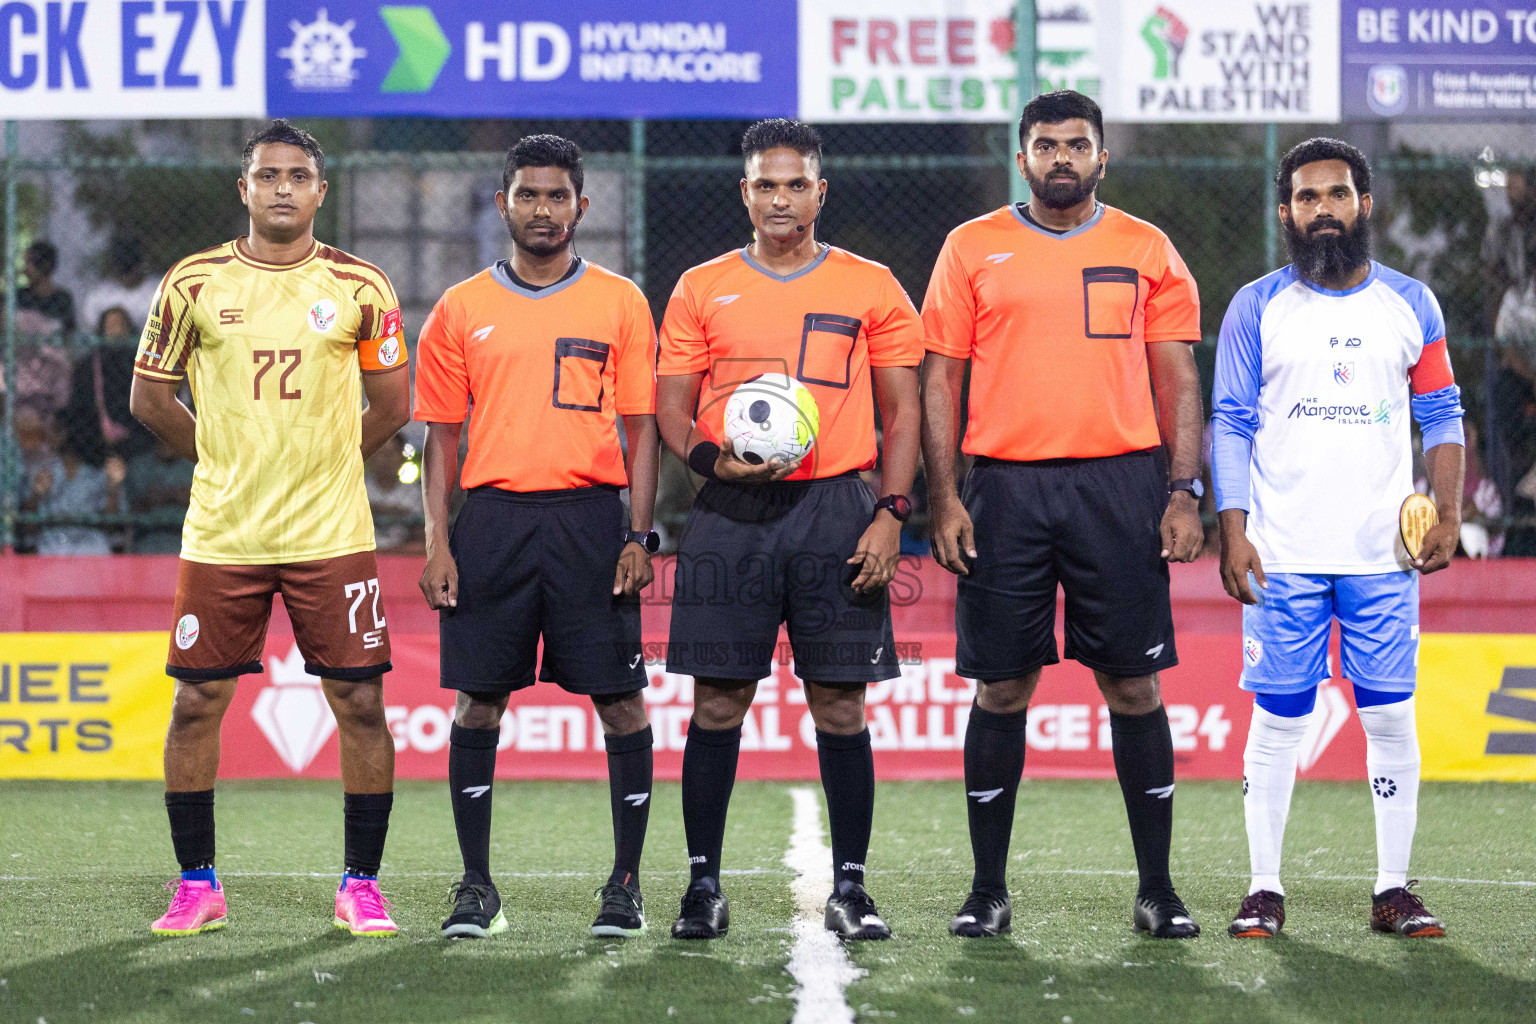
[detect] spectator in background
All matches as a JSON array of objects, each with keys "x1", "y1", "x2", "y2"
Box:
[
  {"x1": 15, "y1": 240, "x2": 76, "y2": 336},
  {"x1": 1416, "y1": 419, "x2": 1503, "y2": 558},
  {"x1": 2, "y1": 241, "x2": 74, "y2": 415},
  {"x1": 366, "y1": 432, "x2": 424, "y2": 554},
  {"x1": 80, "y1": 234, "x2": 160, "y2": 330},
  {"x1": 126, "y1": 437, "x2": 195, "y2": 554},
  {"x1": 63, "y1": 306, "x2": 155, "y2": 458},
  {"x1": 22, "y1": 418, "x2": 124, "y2": 555},
  {"x1": 1489, "y1": 195, "x2": 1536, "y2": 556}
]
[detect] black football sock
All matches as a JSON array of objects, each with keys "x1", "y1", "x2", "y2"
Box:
[
  {"x1": 1110, "y1": 704, "x2": 1176, "y2": 896},
  {"x1": 165, "y1": 789, "x2": 215, "y2": 873},
  {"x1": 963, "y1": 704, "x2": 1028, "y2": 895},
  {"x1": 681, "y1": 720, "x2": 741, "y2": 884},
  {"x1": 449, "y1": 723, "x2": 500, "y2": 886},
  {"x1": 343, "y1": 792, "x2": 393, "y2": 879},
  {"x1": 817, "y1": 728, "x2": 874, "y2": 889},
  {"x1": 605, "y1": 725, "x2": 654, "y2": 888}
]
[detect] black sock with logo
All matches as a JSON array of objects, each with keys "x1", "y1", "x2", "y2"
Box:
[
  {"x1": 963, "y1": 704, "x2": 1028, "y2": 895},
  {"x1": 681, "y1": 720, "x2": 741, "y2": 884},
  {"x1": 817, "y1": 728, "x2": 874, "y2": 889},
  {"x1": 448, "y1": 724, "x2": 499, "y2": 886},
  {"x1": 605, "y1": 725, "x2": 654, "y2": 888},
  {"x1": 1110, "y1": 704, "x2": 1176, "y2": 896}
]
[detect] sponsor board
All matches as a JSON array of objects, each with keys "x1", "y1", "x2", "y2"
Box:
[
  {"x1": 216, "y1": 632, "x2": 1347, "y2": 781},
  {"x1": 1418, "y1": 633, "x2": 1536, "y2": 781},
  {"x1": 0, "y1": 0, "x2": 266, "y2": 119},
  {"x1": 0, "y1": 633, "x2": 171, "y2": 778},
  {"x1": 1343, "y1": 1, "x2": 1536, "y2": 119},
  {"x1": 266, "y1": 1, "x2": 797, "y2": 118},
  {"x1": 4, "y1": 630, "x2": 1532, "y2": 782},
  {"x1": 798, "y1": 0, "x2": 1104, "y2": 122},
  {"x1": 1102, "y1": 0, "x2": 1341, "y2": 122}
]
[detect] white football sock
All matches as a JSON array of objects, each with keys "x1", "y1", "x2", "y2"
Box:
[
  {"x1": 1358, "y1": 696, "x2": 1420, "y2": 895},
  {"x1": 1242, "y1": 704, "x2": 1312, "y2": 896}
]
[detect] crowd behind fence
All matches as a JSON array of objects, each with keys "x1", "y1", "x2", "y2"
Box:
[{"x1": 4, "y1": 118, "x2": 1536, "y2": 559}]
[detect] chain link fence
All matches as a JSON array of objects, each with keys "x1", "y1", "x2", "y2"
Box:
[{"x1": 4, "y1": 117, "x2": 1535, "y2": 557}]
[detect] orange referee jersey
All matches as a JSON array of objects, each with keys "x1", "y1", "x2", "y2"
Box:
[
  {"x1": 413, "y1": 259, "x2": 657, "y2": 492},
  {"x1": 923, "y1": 204, "x2": 1201, "y2": 462},
  {"x1": 659, "y1": 245, "x2": 923, "y2": 480}
]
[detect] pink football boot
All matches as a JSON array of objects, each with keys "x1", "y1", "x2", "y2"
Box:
[
  {"x1": 151, "y1": 878, "x2": 228, "y2": 936},
  {"x1": 335, "y1": 877, "x2": 399, "y2": 937}
]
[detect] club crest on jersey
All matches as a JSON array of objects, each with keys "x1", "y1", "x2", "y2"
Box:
[
  {"x1": 176, "y1": 614, "x2": 200, "y2": 650},
  {"x1": 1333, "y1": 362, "x2": 1354, "y2": 387},
  {"x1": 308, "y1": 298, "x2": 338, "y2": 333},
  {"x1": 1243, "y1": 636, "x2": 1263, "y2": 665}
]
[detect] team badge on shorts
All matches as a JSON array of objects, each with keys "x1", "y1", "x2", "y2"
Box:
[
  {"x1": 308, "y1": 298, "x2": 338, "y2": 332},
  {"x1": 1243, "y1": 636, "x2": 1263, "y2": 666},
  {"x1": 176, "y1": 614, "x2": 201, "y2": 650}
]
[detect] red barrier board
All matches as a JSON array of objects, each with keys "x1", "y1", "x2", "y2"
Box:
[{"x1": 217, "y1": 630, "x2": 1368, "y2": 782}]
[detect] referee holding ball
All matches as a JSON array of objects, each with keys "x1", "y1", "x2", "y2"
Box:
[
  {"x1": 921, "y1": 92, "x2": 1206, "y2": 939},
  {"x1": 415, "y1": 136, "x2": 661, "y2": 940}
]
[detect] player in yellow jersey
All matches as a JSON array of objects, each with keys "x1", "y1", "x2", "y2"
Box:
[{"x1": 129, "y1": 120, "x2": 411, "y2": 939}]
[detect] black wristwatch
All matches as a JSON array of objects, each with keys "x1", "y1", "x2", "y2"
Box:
[
  {"x1": 1169, "y1": 478, "x2": 1205, "y2": 499},
  {"x1": 874, "y1": 494, "x2": 912, "y2": 522},
  {"x1": 624, "y1": 530, "x2": 660, "y2": 553}
]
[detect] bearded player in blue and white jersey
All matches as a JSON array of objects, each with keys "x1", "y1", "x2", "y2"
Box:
[{"x1": 1211, "y1": 139, "x2": 1465, "y2": 941}]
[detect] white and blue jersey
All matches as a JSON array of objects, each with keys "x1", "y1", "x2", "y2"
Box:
[{"x1": 1211, "y1": 261, "x2": 1463, "y2": 693}]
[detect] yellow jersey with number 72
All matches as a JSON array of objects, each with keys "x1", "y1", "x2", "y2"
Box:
[{"x1": 133, "y1": 238, "x2": 407, "y2": 565}]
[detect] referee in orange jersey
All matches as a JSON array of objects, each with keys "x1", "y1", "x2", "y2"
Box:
[
  {"x1": 415, "y1": 136, "x2": 660, "y2": 941},
  {"x1": 921, "y1": 91, "x2": 1206, "y2": 939}
]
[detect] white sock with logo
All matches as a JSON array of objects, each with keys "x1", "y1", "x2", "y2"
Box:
[
  {"x1": 1243, "y1": 704, "x2": 1312, "y2": 896},
  {"x1": 1358, "y1": 696, "x2": 1420, "y2": 895}
]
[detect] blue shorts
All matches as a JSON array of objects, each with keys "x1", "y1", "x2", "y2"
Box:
[{"x1": 1240, "y1": 572, "x2": 1419, "y2": 695}]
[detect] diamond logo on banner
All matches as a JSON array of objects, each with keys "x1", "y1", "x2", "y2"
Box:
[
  {"x1": 251, "y1": 645, "x2": 337, "y2": 773},
  {"x1": 1298, "y1": 681, "x2": 1350, "y2": 773}
]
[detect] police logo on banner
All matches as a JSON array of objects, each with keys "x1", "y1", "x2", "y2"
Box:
[{"x1": 1367, "y1": 64, "x2": 1408, "y2": 117}]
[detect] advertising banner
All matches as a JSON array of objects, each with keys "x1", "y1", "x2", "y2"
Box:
[
  {"x1": 797, "y1": 0, "x2": 1103, "y2": 123},
  {"x1": 265, "y1": 1, "x2": 797, "y2": 119},
  {"x1": 1417, "y1": 634, "x2": 1536, "y2": 780},
  {"x1": 4, "y1": 629, "x2": 1531, "y2": 782},
  {"x1": 0, "y1": 0, "x2": 266, "y2": 119},
  {"x1": 0, "y1": 633, "x2": 172, "y2": 778},
  {"x1": 1102, "y1": 0, "x2": 1341, "y2": 121},
  {"x1": 199, "y1": 632, "x2": 1359, "y2": 782},
  {"x1": 1342, "y1": 2, "x2": 1536, "y2": 119}
]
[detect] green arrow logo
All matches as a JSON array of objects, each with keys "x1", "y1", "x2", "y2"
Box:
[{"x1": 379, "y1": 6, "x2": 450, "y2": 94}]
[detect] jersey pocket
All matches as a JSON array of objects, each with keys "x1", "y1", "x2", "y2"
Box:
[
  {"x1": 553, "y1": 338, "x2": 610, "y2": 412},
  {"x1": 797, "y1": 313, "x2": 862, "y2": 389},
  {"x1": 1082, "y1": 267, "x2": 1140, "y2": 339}
]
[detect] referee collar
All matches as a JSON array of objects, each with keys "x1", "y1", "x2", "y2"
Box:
[
  {"x1": 739, "y1": 243, "x2": 831, "y2": 283},
  {"x1": 489, "y1": 257, "x2": 587, "y2": 299},
  {"x1": 1009, "y1": 201, "x2": 1105, "y2": 241}
]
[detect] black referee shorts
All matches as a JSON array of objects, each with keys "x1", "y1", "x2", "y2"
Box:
[
  {"x1": 956, "y1": 449, "x2": 1178, "y2": 681},
  {"x1": 666, "y1": 472, "x2": 899, "y2": 686},
  {"x1": 440, "y1": 485, "x2": 646, "y2": 696}
]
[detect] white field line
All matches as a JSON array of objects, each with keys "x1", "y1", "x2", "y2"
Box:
[{"x1": 783, "y1": 787, "x2": 864, "y2": 1024}]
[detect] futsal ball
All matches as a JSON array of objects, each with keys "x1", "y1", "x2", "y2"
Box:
[{"x1": 722, "y1": 373, "x2": 820, "y2": 466}]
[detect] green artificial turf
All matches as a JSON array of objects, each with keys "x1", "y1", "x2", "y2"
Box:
[{"x1": 0, "y1": 780, "x2": 1531, "y2": 1024}]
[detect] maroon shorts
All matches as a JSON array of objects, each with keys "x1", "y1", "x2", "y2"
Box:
[{"x1": 166, "y1": 550, "x2": 392, "y2": 682}]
